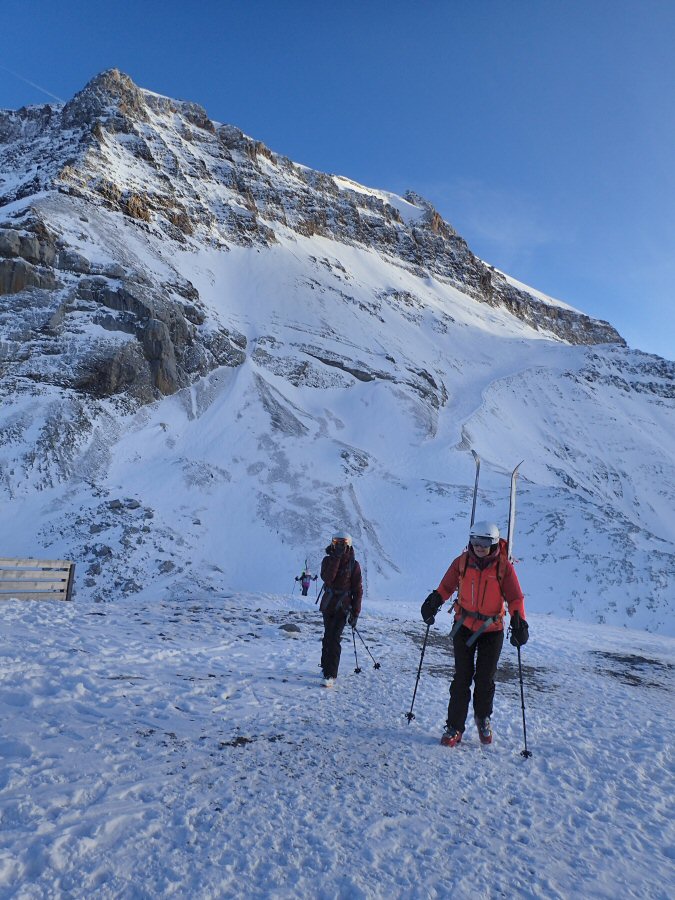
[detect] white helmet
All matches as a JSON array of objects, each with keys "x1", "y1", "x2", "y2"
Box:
[
  {"x1": 469, "y1": 521, "x2": 499, "y2": 548},
  {"x1": 331, "y1": 531, "x2": 352, "y2": 547}
]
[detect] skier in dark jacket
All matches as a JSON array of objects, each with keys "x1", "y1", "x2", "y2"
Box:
[
  {"x1": 319, "y1": 531, "x2": 363, "y2": 687},
  {"x1": 420, "y1": 521, "x2": 528, "y2": 746}
]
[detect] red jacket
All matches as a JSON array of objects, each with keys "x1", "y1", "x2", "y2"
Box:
[
  {"x1": 437, "y1": 546, "x2": 525, "y2": 633},
  {"x1": 320, "y1": 546, "x2": 363, "y2": 616}
]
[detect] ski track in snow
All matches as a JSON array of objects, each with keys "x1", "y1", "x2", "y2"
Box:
[{"x1": 0, "y1": 594, "x2": 673, "y2": 899}]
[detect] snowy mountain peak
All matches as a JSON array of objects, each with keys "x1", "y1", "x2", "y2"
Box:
[
  {"x1": 1, "y1": 70, "x2": 624, "y2": 350},
  {"x1": 62, "y1": 68, "x2": 151, "y2": 128},
  {"x1": 0, "y1": 71, "x2": 673, "y2": 634}
]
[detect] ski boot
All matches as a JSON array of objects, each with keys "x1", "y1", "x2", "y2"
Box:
[
  {"x1": 475, "y1": 715, "x2": 492, "y2": 745},
  {"x1": 440, "y1": 727, "x2": 462, "y2": 747}
]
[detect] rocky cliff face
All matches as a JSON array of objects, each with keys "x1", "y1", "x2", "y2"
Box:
[{"x1": 0, "y1": 70, "x2": 623, "y2": 409}]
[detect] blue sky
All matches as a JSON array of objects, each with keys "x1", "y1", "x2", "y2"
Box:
[{"x1": 1, "y1": 0, "x2": 673, "y2": 360}]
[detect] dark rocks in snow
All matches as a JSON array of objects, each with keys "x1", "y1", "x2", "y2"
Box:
[
  {"x1": 92, "y1": 544, "x2": 113, "y2": 558},
  {"x1": 0, "y1": 224, "x2": 58, "y2": 268},
  {"x1": 0, "y1": 217, "x2": 247, "y2": 401},
  {"x1": 0, "y1": 257, "x2": 57, "y2": 295}
]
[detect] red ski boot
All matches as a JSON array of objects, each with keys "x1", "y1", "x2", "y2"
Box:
[
  {"x1": 475, "y1": 716, "x2": 493, "y2": 745},
  {"x1": 440, "y1": 727, "x2": 462, "y2": 747}
]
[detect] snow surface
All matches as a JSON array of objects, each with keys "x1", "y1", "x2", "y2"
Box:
[
  {"x1": 0, "y1": 215, "x2": 672, "y2": 633},
  {"x1": 101, "y1": 231, "x2": 674, "y2": 633},
  {"x1": 1, "y1": 592, "x2": 673, "y2": 898},
  {"x1": 331, "y1": 176, "x2": 425, "y2": 224}
]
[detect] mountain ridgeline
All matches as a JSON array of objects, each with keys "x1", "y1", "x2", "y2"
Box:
[{"x1": 0, "y1": 69, "x2": 673, "y2": 633}]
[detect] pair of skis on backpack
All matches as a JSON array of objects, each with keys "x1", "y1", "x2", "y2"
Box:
[
  {"x1": 438, "y1": 451, "x2": 525, "y2": 751},
  {"x1": 405, "y1": 450, "x2": 526, "y2": 746},
  {"x1": 469, "y1": 449, "x2": 523, "y2": 562}
]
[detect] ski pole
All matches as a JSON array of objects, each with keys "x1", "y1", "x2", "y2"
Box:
[
  {"x1": 351, "y1": 628, "x2": 362, "y2": 674},
  {"x1": 516, "y1": 645, "x2": 532, "y2": 758},
  {"x1": 291, "y1": 580, "x2": 297, "y2": 596},
  {"x1": 405, "y1": 623, "x2": 430, "y2": 723},
  {"x1": 353, "y1": 626, "x2": 381, "y2": 669}
]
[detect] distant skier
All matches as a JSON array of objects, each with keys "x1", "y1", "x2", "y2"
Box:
[
  {"x1": 319, "y1": 532, "x2": 363, "y2": 687},
  {"x1": 420, "y1": 521, "x2": 528, "y2": 747},
  {"x1": 295, "y1": 569, "x2": 317, "y2": 596}
]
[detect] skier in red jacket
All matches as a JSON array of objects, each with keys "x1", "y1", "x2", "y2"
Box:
[{"x1": 421, "y1": 521, "x2": 529, "y2": 746}]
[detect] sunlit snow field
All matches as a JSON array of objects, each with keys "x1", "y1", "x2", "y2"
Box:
[{"x1": 1, "y1": 591, "x2": 673, "y2": 899}]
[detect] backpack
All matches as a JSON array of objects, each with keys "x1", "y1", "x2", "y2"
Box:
[
  {"x1": 458, "y1": 537, "x2": 510, "y2": 596},
  {"x1": 452, "y1": 538, "x2": 511, "y2": 645}
]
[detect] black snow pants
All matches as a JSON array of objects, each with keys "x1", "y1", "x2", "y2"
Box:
[
  {"x1": 321, "y1": 609, "x2": 348, "y2": 679},
  {"x1": 446, "y1": 626, "x2": 504, "y2": 732}
]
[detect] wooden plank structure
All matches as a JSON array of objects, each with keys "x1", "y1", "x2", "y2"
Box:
[{"x1": 0, "y1": 557, "x2": 75, "y2": 602}]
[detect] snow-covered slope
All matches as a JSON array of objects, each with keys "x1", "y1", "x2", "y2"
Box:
[
  {"x1": 0, "y1": 70, "x2": 673, "y2": 633},
  {"x1": 1, "y1": 591, "x2": 673, "y2": 897}
]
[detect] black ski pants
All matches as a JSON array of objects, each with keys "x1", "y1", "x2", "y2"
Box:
[
  {"x1": 321, "y1": 609, "x2": 347, "y2": 679},
  {"x1": 446, "y1": 626, "x2": 504, "y2": 732}
]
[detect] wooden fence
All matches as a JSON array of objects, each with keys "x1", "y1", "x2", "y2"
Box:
[{"x1": 0, "y1": 558, "x2": 76, "y2": 602}]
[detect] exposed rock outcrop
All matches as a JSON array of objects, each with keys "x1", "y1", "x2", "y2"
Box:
[
  {"x1": 0, "y1": 69, "x2": 622, "y2": 404},
  {"x1": 0, "y1": 67, "x2": 625, "y2": 394},
  {"x1": 0, "y1": 212, "x2": 246, "y2": 401}
]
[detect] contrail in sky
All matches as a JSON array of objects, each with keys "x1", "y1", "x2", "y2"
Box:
[{"x1": 0, "y1": 65, "x2": 65, "y2": 103}]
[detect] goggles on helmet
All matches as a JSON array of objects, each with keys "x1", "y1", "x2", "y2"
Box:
[
  {"x1": 332, "y1": 537, "x2": 348, "y2": 546},
  {"x1": 470, "y1": 536, "x2": 494, "y2": 549}
]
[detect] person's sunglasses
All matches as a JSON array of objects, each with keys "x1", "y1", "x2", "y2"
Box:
[{"x1": 470, "y1": 537, "x2": 493, "y2": 549}]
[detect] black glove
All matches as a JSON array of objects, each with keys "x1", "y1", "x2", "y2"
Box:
[
  {"x1": 348, "y1": 610, "x2": 358, "y2": 628},
  {"x1": 421, "y1": 590, "x2": 443, "y2": 625},
  {"x1": 509, "y1": 611, "x2": 529, "y2": 647}
]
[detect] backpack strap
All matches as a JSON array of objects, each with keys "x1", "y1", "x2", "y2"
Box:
[
  {"x1": 465, "y1": 615, "x2": 501, "y2": 646},
  {"x1": 449, "y1": 612, "x2": 467, "y2": 638},
  {"x1": 449, "y1": 550, "x2": 470, "y2": 636},
  {"x1": 495, "y1": 538, "x2": 509, "y2": 594},
  {"x1": 453, "y1": 545, "x2": 508, "y2": 645},
  {"x1": 455, "y1": 550, "x2": 469, "y2": 605}
]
